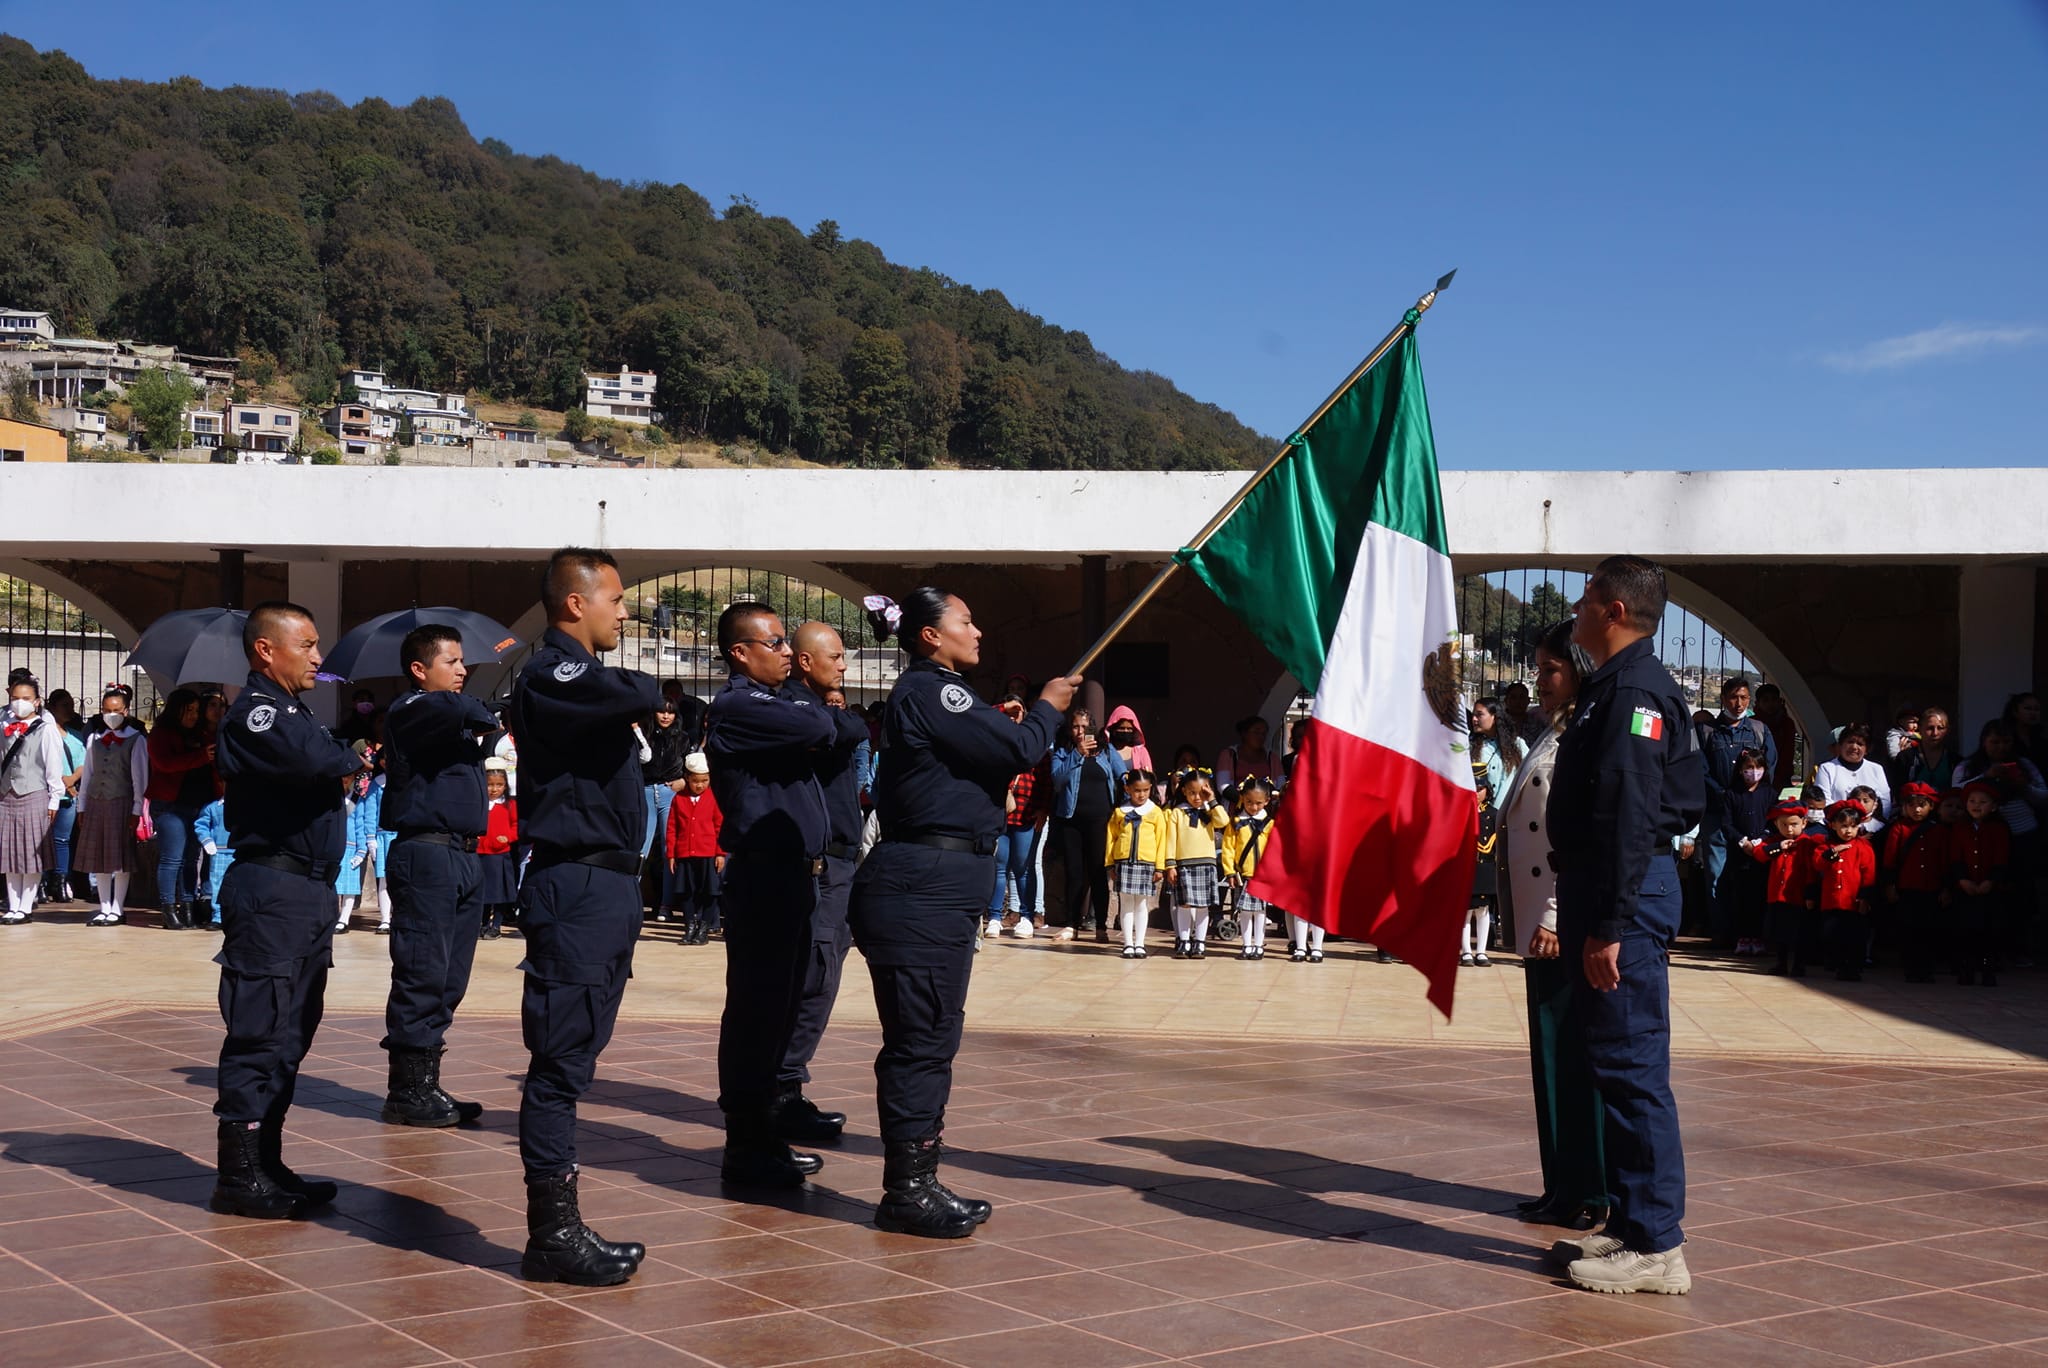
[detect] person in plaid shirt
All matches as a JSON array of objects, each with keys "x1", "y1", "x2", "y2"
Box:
[{"x1": 988, "y1": 695, "x2": 1053, "y2": 938}]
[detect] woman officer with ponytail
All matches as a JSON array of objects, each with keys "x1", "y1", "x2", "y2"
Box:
[{"x1": 854, "y1": 588, "x2": 1076, "y2": 1238}]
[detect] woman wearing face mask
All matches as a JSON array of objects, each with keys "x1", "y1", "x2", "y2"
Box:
[
  {"x1": 73, "y1": 686, "x2": 152, "y2": 927},
  {"x1": 144, "y1": 687, "x2": 221, "y2": 930},
  {"x1": 0, "y1": 669, "x2": 68, "y2": 924}
]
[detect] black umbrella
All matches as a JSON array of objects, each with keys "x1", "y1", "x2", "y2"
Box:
[
  {"x1": 123, "y1": 607, "x2": 250, "y2": 686},
  {"x1": 322, "y1": 607, "x2": 522, "y2": 682}
]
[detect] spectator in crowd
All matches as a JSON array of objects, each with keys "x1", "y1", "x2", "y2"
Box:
[
  {"x1": 1718, "y1": 747, "x2": 1774, "y2": 955},
  {"x1": 1280, "y1": 717, "x2": 1309, "y2": 783},
  {"x1": 146, "y1": 687, "x2": 220, "y2": 931},
  {"x1": 1897, "y1": 705, "x2": 1959, "y2": 791},
  {"x1": 1752, "y1": 683, "x2": 1797, "y2": 790},
  {"x1": 638, "y1": 698, "x2": 692, "y2": 921},
  {"x1": 1884, "y1": 706, "x2": 1922, "y2": 764},
  {"x1": 42, "y1": 690, "x2": 87, "y2": 904},
  {"x1": 74, "y1": 685, "x2": 149, "y2": 927},
  {"x1": 1694, "y1": 677, "x2": 1778, "y2": 952},
  {"x1": 1813, "y1": 722, "x2": 1890, "y2": 834},
  {"x1": 1503, "y1": 681, "x2": 1549, "y2": 749},
  {"x1": 1104, "y1": 706, "x2": 1152, "y2": 774},
  {"x1": 987, "y1": 695, "x2": 1051, "y2": 938},
  {"x1": 2004, "y1": 692, "x2": 2045, "y2": 761},
  {"x1": 1214, "y1": 716, "x2": 1276, "y2": 792},
  {"x1": 337, "y1": 687, "x2": 380, "y2": 744},
  {"x1": 1, "y1": 669, "x2": 67, "y2": 924},
  {"x1": 1952, "y1": 718, "x2": 2046, "y2": 965},
  {"x1": 1049, "y1": 708, "x2": 1122, "y2": 941},
  {"x1": 1469, "y1": 696, "x2": 1525, "y2": 800}
]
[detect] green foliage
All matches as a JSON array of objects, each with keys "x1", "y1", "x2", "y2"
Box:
[
  {"x1": 561, "y1": 407, "x2": 593, "y2": 442},
  {"x1": 382, "y1": 447, "x2": 402, "y2": 466},
  {"x1": 515, "y1": 410, "x2": 538, "y2": 430},
  {"x1": 126, "y1": 366, "x2": 197, "y2": 450},
  {"x1": 311, "y1": 448, "x2": 341, "y2": 465},
  {"x1": 0, "y1": 37, "x2": 1267, "y2": 471},
  {"x1": 5, "y1": 373, "x2": 36, "y2": 422}
]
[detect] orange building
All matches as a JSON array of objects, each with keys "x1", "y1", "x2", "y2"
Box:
[{"x1": 0, "y1": 416, "x2": 67, "y2": 462}]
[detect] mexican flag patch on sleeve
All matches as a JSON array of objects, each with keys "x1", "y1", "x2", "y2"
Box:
[{"x1": 1630, "y1": 706, "x2": 1664, "y2": 740}]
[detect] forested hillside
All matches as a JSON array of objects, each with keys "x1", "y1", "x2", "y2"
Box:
[{"x1": 0, "y1": 37, "x2": 1268, "y2": 470}]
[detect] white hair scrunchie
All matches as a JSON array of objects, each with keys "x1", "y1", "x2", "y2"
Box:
[{"x1": 863, "y1": 594, "x2": 902, "y2": 630}]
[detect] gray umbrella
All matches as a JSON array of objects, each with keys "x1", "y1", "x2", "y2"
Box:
[
  {"x1": 321, "y1": 607, "x2": 521, "y2": 682},
  {"x1": 122, "y1": 608, "x2": 250, "y2": 686}
]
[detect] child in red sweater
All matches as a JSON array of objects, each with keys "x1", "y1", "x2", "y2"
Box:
[
  {"x1": 1949, "y1": 781, "x2": 2011, "y2": 987},
  {"x1": 1816, "y1": 800, "x2": 1878, "y2": 981},
  {"x1": 666, "y1": 754, "x2": 725, "y2": 945},
  {"x1": 1748, "y1": 800, "x2": 1821, "y2": 978},
  {"x1": 479, "y1": 765, "x2": 519, "y2": 939},
  {"x1": 1883, "y1": 782, "x2": 1947, "y2": 983}
]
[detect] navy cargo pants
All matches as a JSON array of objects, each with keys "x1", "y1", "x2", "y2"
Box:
[
  {"x1": 778, "y1": 852, "x2": 854, "y2": 1092},
  {"x1": 381, "y1": 838, "x2": 483, "y2": 1053},
  {"x1": 213, "y1": 862, "x2": 335, "y2": 1125},
  {"x1": 848, "y1": 844, "x2": 984, "y2": 1143},
  {"x1": 717, "y1": 853, "x2": 818, "y2": 1118},
  {"x1": 517, "y1": 860, "x2": 639, "y2": 1181},
  {"x1": 1568, "y1": 853, "x2": 1685, "y2": 1254}
]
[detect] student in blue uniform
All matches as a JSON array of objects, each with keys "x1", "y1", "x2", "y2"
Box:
[
  {"x1": 507, "y1": 548, "x2": 663, "y2": 1287},
  {"x1": 378, "y1": 624, "x2": 504, "y2": 1129},
  {"x1": 775, "y1": 622, "x2": 871, "y2": 1147},
  {"x1": 209, "y1": 602, "x2": 367, "y2": 1220},
  {"x1": 704, "y1": 601, "x2": 852, "y2": 1188},
  {"x1": 1546, "y1": 556, "x2": 1705, "y2": 1296},
  {"x1": 850, "y1": 587, "x2": 1076, "y2": 1238}
]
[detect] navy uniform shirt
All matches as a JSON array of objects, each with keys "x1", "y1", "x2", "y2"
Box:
[
  {"x1": 507, "y1": 626, "x2": 663, "y2": 855},
  {"x1": 875, "y1": 660, "x2": 1062, "y2": 846},
  {"x1": 704, "y1": 673, "x2": 842, "y2": 859},
  {"x1": 800, "y1": 682, "x2": 871, "y2": 850},
  {"x1": 381, "y1": 689, "x2": 501, "y2": 838},
  {"x1": 216, "y1": 670, "x2": 364, "y2": 864},
  {"x1": 1546, "y1": 636, "x2": 1706, "y2": 942}
]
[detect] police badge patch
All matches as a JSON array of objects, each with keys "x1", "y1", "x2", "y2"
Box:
[
  {"x1": 246, "y1": 704, "x2": 277, "y2": 733},
  {"x1": 552, "y1": 660, "x2": 588, "y2": 682},
  {"x1": 939, "y1": 683, "x2": 974, "y2": 714}
]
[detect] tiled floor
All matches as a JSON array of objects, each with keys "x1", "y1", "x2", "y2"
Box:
[{"x1": 3, "y1": 983, "x2": 2048, "y2": 1365}]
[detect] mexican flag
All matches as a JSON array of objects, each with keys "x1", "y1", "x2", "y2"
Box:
[{"x1": 1178, "y1": 327, "x2": 1476, "y2": 1016}]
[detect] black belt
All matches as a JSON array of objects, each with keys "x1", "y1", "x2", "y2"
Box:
[
  {"x1": 823, "y1": 841, "x2": 857, "y2": 862},
  {"x1": 396, "y1": 831, "x2": 478, "y2": 853},
  {"x1": 891, "y1": 833, "x2": 997, "y2": 857},
  {"x1": 529, "y1": 846, "x2": 641, "y2": 876},
  {"x1": 731, "y1": 849, "x2": 827, "y2": 876},
  {"x1": 237, "y1": 851, "x2": 341, "y2": 883}
]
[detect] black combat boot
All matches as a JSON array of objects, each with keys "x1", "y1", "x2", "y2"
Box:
[
  {"x1": 380, "y1": 1046, "x2": 459, "y2": 1127},
  {"x1": 771, "y1": 1089, "x2": 846, "y2": 1146},
  {"x1": 874, "y1": 1134, "x2": 983, "y2": 1239},
  {"x1": 208, "y1": 1120, "x2": 307, "y2": 1220},
  {"x1": 721, "y1": 1111, "x2": 823, "y2": 1188},
  {"x1": 426, "y1": 1048, "x2": 483, "y2": 1125},
  {"x1": 521, "y1": 1169, "x2": 643, "y2": 1286},
  {"x1": 257, "y1": 1110, "x2": 337, "y2": 1207}
]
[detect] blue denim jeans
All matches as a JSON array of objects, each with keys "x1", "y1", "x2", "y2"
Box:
[
  {"x1": 641, "y1": 783, "x2": 670, "y2": 859},
  {"x1": 987, "y1": 826, "x2": 1041, "y2": 920},
  {"x1": 150, "y1": 800, "x2": 202, "y2": 905},
  {"x1": 49, "y1": 803, "x2": 77, "y2": 878}
]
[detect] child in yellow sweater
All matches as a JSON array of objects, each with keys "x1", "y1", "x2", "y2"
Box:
[
  {"x1": 1166, "y1": 767, "x2": 1232, "y2": 960},
  {"x1": 1105, "y1": 768, "x2": 1170, "y2": 959},
  {"x1": 1223, "y1": 777, "x2": 1277, "y2": 961}
]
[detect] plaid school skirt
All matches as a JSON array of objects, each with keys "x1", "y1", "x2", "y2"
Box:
[
  {"x1": 1115, "y1": 859, "x2": 1156, "y2": 896},
  {"x1": 1236, "y1": 890, "x2": 1269, "y2": 918},
  {"x1": 1174, "y1": 859, "x2": 1219, "y2": 907}
]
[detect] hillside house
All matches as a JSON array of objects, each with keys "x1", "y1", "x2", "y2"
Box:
[
  {"x1": 584, "y1": 367, "x2": 658, "y2": 425},
  {"x1": 0, "y1": 309, "x2": 55, "y2": 349}
]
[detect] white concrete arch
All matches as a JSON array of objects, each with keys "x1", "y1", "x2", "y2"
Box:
[{"x1": 0, "y1": 557, "x2": 144, "y2": 648}]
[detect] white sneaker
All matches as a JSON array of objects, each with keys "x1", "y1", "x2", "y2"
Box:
[
  {"x1": 986, "y1": 919, "x2": 1003, "y2": 938},
  {"x1": 1014, "y1": 919, "x2": 1034, "y2": 939},
  {"x1": 1548, "y1": 1232, "x2": 1624, "y2": 1265},
  {"x1": 1568, "y1": 1245, "x2": 1691, "y2": 1295}
]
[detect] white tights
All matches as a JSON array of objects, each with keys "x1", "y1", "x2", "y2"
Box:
[
  {"x1": 1240, "y1": 902, "x2": 1267, "y2": 950},
  {"x1": 1171, "y1": 903, "x2": 1212, "y2": 946},
  {"x1": 5, "y1": 872, "x2": 37, "y2": 916},
  {"x1": 94, "y1": 871, "x2": 130, "y2": 917},
  {"x1": 339, "y1": 878, "x2": 393, "y2": 926},
  {"x1": 1461, "y1": 904, "x2": 1493, "y2": 956},
  {"x1": 1117, "y1": 893, "x2": 1153, "y2": 949},
  {"x1": 1287, "y1": 914, "x2": 1325, "y2": 952}
]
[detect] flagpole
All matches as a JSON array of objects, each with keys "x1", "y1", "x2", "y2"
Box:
[{"x1": 1065, "y1": 271, "x2": 1455, "y2": 679}]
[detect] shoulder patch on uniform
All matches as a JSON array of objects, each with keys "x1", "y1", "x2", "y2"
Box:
[
  {"x1": 552, "y1": 660, "x2": 588, "y2": 682},
  {"x1": 246, "y1": 704, "x2": 277, "y2": 733},
  {"x1": 1629, "y1": 706, "x2": 1664, "y2": 741},
  {"x1": 939, "y1": 683, "x2": 974, "y2": 714}
]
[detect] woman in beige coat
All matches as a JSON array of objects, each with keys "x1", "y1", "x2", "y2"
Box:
[{"x1": 1498, "y1": 620, "x2": 1607, "y2": 1229}]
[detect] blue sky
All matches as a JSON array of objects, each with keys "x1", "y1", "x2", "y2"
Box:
[{"x1": 5, "y1": 1, "x2": 2045, "y2": 469}]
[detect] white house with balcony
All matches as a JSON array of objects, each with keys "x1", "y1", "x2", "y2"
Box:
[
  {"x1": 184, "y1": 407, "x2": 224, "y2": 450},
  {"x1": 0, "y1": 309, "x2": 55, "y2": 349},
  {"x1": 584, "y1": 367, "x2": 657, "y2": 425}
]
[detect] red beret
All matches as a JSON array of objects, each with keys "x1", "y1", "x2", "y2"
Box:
[
  {"x1": 1900, "y1": 781, "x2": 1939, "y2": 800},
  {"x1": 1962, "y1": 780, "x2": 2003, "y2": 803},
  {"x1": 1824, "y1": 799, "x2": 1865, "y2": 819},
  {"x1": 1769, "y1": 800, "x2": 1808, "y2": 821}
]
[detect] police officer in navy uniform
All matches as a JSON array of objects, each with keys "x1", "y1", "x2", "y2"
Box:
[
  {"x1": 507, "y1": 548, "x2": 662, "y2": 1286},
  {"x1": 1546, "y1": 556, "x2": 1704, "y2": 1295},
  {"x1": 378, "y1": 624, "x2": 501, "y2": 1128},
  {"x1": 774, "y1": 621, "x2": 870, "y2": 1145},
  {"x1": 703, "y1": 601, "x2": 854, "y2": 1187},
  {"x1": 210, "y1": 602, "x2": 367, "y2": 1219},
  {"x1": 852, "y1": 587, "x2": 1075, "y2": 1238}
]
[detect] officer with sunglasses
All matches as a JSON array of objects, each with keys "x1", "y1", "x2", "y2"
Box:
[{"x1": 704, "y1": 601, "x2": 861, "y2": 1190}]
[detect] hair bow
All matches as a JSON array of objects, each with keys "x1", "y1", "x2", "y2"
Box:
[{"x1": 863, "y1": 595, "x2": 902, "y2": 630}]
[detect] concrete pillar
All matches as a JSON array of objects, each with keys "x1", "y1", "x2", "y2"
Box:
[
  {"x1": 288, "y1": 560, "x2": 342, "y2": 726},
  {"x1": 1080, "y1": 554, "x2": 1107, "y2": 724},
  {"x1": 1958, "y1": 564, "x2": 2036, "y2": 735}
]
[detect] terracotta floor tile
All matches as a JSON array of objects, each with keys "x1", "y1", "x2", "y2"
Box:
[
  {"x1": 135, "y1": 1288, "x2": 371, "y2": 1348},
  {"x1": 561, "y1": 1275, "x2": 789, "y2": 1332},
  {"x1": 75, "y1": 1257, "x2": 299, "y2": 1312},
  {"x1": 1209, "y1": 1281, "x2": 1438, "y2": 1333},
  {"x1": 1617, "y1": 1326, "x2": 1868, "y2": 1367},
  {"x1": 817, "y1": 1288, "x2": 1044, "y2": 1344},
  {"x1": 656, "y1": 1309, "x2": 895, "y2": 1366},
  {"x1": 203, "y1": 1320, "x2": 454, "y2": 1367},
  {"x1": 395, "y1": 1297, "x2": 620, "y2": 1356},
  {"x1": 467, "y1": 1334, "x2": 700, "y2": 1367},
  {"x1": 1185, "y1": 1339, "x2": 1421, "y2": 1368},
  {"x1": 920, "y1": 1321, "x2": 1171, "y2": 1368},
  {"x1": 0, "y1": 1315, "x2": 190, "y2": 1368},
  {"x1": 1740, "y1": 1307, "x2": 1988, "y2": 1363},
  {"x1": 1070, "y1": 1301, "x2": 1297, "y2": 1358},
  {"x1": 0, "y1": 1280, "x2": 110, "y2": 1331},
  {"x1": 324, "y1": 1266, "x2": 540, "y2": 1319}
]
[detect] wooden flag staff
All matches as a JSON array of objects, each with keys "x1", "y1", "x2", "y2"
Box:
[{"x1": 1065, "y1": 270, "x2": 1456, "y2": 679}]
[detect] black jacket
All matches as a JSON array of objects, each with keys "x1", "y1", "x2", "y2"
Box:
[
  {"x1": 875, "y1": 660, "x2": 1061, "y2": 848},
  {"x1": 704, "y1": 673, "x2": 843, "y2": 859},
  {"x1": 381, "y1": 689, "x2": 500, "y2": 838},
  {"x1": 216, "y1": 670, "x2": 363, "y2": 863},
  {"x1": 507, "y1": 627, "x2": 663, "y2": 856}
]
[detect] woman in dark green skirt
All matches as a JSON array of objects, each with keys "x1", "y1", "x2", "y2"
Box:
[{"x1": 1497, "y1": 619, "x2": 1608, "y2": 1229}]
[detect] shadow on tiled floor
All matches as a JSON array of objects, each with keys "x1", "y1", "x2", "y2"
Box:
[{"x1": 3, "y1": 1011, "x2": 2048, "y2": 1365}]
